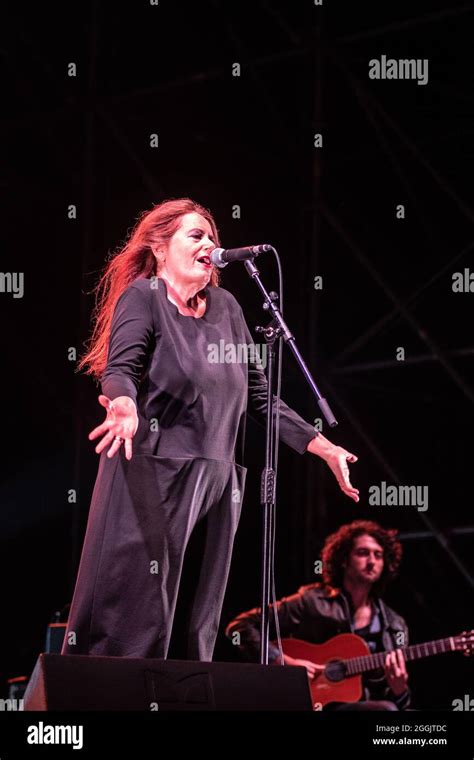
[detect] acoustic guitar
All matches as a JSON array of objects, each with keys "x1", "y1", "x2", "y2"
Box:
[{"x1": 281, "y1": 630, "x2": 474, "y2": 707}]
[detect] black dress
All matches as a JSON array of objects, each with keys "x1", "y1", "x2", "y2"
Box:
[{"x1": 61, "y1": 277, "x2": 316, "y2": 661}]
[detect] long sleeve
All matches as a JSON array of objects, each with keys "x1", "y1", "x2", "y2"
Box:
[
  {"x1": 101, "y1": 283, "x2": 155, "y2": 402},
  {"x1": 238, "y1": 306, "x2": 317, "y2": 455},
  {"x1": 225, "y1": 589, "x2": 310, "y2": 663}
]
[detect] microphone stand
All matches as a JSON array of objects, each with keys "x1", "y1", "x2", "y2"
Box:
[{"x1": 243, "y1": 257, "x2": 338, "y2": 666}]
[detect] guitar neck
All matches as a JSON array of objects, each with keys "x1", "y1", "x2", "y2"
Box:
[{"x1": 345, "y1": 636, "x2": 458, "y2": 676}]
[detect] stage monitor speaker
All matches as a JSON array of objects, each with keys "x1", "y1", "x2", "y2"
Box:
[{"x1": 24, "y1": 653, "x2": 313, "y2": 711}]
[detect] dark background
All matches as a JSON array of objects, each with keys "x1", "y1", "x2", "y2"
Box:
[{"x1": 1, "y1": 0, "x2": 473, "y2": 710}]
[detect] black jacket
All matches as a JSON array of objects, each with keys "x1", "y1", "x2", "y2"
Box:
[{"x1": 225, "y1": 583, "x2": 411, "y2": 709}]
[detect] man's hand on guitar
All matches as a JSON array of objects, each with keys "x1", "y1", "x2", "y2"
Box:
[
  {"x1": 283, "y1": 654, "x2": 325, "y2": 680},
  {"x1": 384, "y1": 649, "x2": 408, "y2": 696}
]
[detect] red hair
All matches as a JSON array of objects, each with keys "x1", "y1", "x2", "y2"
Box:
[{"x1": 78, "y1": 198, "x2": 221, "y2": 381}]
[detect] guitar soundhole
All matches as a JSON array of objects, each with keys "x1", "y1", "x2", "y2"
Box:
[{"x1": 324, "y1": 660, "x2": 347, "y2": 683}]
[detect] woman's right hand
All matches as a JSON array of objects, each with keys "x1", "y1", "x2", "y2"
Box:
[{"x1": 88, "y1": 394, "x2": 139, "y2": 461}]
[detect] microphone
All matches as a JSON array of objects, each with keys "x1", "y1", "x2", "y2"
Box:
[{"x1": 210, "y1": 244, "x2": 273, "y2": 268}]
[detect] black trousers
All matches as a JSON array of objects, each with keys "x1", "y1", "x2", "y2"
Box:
[{"x1": 61, "y1": 452, "x2": 247, "y2": 661}]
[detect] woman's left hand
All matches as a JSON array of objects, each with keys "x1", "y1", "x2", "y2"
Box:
[{"x1": 306, "y1": 434, "x2": 359, "y2": 502}]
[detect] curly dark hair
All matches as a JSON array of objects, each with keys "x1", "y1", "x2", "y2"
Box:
[{"x1": 321, "y1": 520, "x2": 402, "y2": 596}]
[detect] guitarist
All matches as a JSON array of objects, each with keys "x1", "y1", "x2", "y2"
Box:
[{"x1": 225, "y1": 520, "x2": 410, "y2": 710}]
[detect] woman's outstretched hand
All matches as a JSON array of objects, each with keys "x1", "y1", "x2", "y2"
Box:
[
  {"x1": 306, "y1": 433, "x2": 359, "y2": 502},
  {"x1": 88, "y1": 395, "x2": 138, "y2": 461}
]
